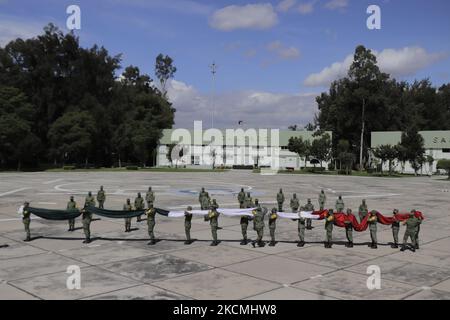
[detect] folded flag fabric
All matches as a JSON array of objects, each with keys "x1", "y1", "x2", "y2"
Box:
[
  {"x1": 27, "y1": 207, "x2": 82, "y2": 220},
  {"x1": 156, "y1": 208, "x2": 257, "y2": 218},
  {"x1": 85, "y1": 206, "x2": 146, "y2": 219}
]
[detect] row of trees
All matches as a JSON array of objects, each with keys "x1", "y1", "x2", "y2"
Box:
[
  {"x1": 287, "y1": 133, "x2": 332, "y2": 169},
  {"x1": 312, "y1": 45, "x2": 450, "y2": 170},
  {"x1": 372, "y1": 127, "x2": 427, "y2": 175},
  {"x1": 0, "y1": 24, "x2": 176, "y2": 170}
]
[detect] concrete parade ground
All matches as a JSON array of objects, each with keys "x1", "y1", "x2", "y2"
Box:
[{"x1": 1, "y1": 170, "x2": 450, "y2": 300}]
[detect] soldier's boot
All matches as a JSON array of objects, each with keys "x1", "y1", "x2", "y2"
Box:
[
  {"x1": 251, "y1": 240, "x2": 256, "y2": 248},
  {"x1": 371, "y1": 242, "x2": 378, "y2": 249},
  {"x1": 24, "y1": 235, "x2": 31, "y2": 242},
  {"x1": 324, "y1": 241, "x2": 328, "y2": 248},
  {"x1": 240, "y1": 238, "x2": 247, "y2": 245},
  {"x1": 415, "y1": 243, "x2": 419, "y2": 250},
  {"x1": 391, "y1": 242, "x2": 398, "y2": 249},
  {"x1": 210, "y1": 241, "x2": 218, "y2": 246},
  {"x1": 269, "y1": 240, "x2": 276, "y2": 247},
  {"x1": 258, "y1": 241, "x2": 265, "y2": 247},
  {"x1": 83, "y1": 237, "x2": 91, "y2": 244},
  {"x1": 297, "y1": 241, "x2": 305, "y2": 247},
  {"x1": 148, "y1": 239, "x2": 156, "y2": 245},
  {"x1": 328, "y1": 242, "x2": 332, "y2": 248},
  {"x1": 400, "y1": 244, "x2": 407, "y2": 251},
  {"x1": 411, "y1": 246, "x2": 416, "y2": 252},
  {"x1": 347, "y1": 242, "x2": 353, "y2": 248},
  {"x1": 184, "y1": 240, "x2": 191, "y2": 245}
]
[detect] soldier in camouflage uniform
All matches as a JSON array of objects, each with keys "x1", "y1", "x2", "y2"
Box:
[
  {"x1": 318, "y1": 189, "x2": 326, "y2": 210},
  {"x1": 96, "y1": 186, "x2": 106, "y2": 209},
  {"x1": 252, "y1": 200, "x2": 267, "y2": 248},
  {"x1": 276, "y1": 189, "x2": 285, "y2": 212},
  {"x1": 401, "y1": 210, "x2": 421, "y2": 252},
  {"x1": 324, "y1": 209, "x2": 334, "y2": 248},
  {"x1": 368, "y1": 210, "x2": 378, "y2": 249},
  {"x1": 135, "y1": 192, "x2": 145, "y2": 222},
  {"x1": 146, "y1": 187, "x2": 155, "y2": 209},
  {"x1": 67, "y1": 196, "x2": 77, "y2": 232},
  {"x1": 201, "y1": 192, "x2": 211, "y2": 211},
  {"x1": 240, "y1": 192, "x2": 254, "y2": 245},
  {"x1": 358, "y1": 199, "x2": 368, "y2": 222},
  {"x1": 304, "y1": 198, "x2": 314, "y2": 230},
  {"x1": 123, "y1": 199, "x2": 132, "y2": 232},
  {"x1": 204, "y1": 199, "x2": 220, "y2": 246},
  {"x1": 414, "y1": 210, "x2": 423, "y2": 250},
  {"x1": 344, "y1": 208, "x2": 354, "y2": 248},
  {"x1": 22, "y1": 202, "x2": 31, "y2": 242},
  {"x1": 268, "y1": 208, "x2": 278, "y2": 246},
  {"x1": 199, "y1": 187, "x2": 208, "y2": 210},
  {"x1": 184, "y1": 206, "x2": 193, "y2": 245},
  {"x1": 237, "y1": 188, "x2": 246, "y2": 208},
  {"x1": 296, "y1": 206, "x2": 306, "y2": 247},
  {"x1": 290, "y1": 194, "x2": 299, "y2": 212},
  {"x1": 391, "y1": 209, "x2": 400, "y2": 248},
  {"x1": 147, "y1": 204, "x2": 157, "y2": 245},
  {"x1": 335, "y1": 195, "x2": 344, "y2": 213},
  {"x1": 85, "y1": 191, "x2": 96, "y2": 208},
  {"x1": 82, "y1": 205, "x2": 93, "y2": 244},
  {"x1": 244, "y1": 192, "x2": 253, "y2": 208}
]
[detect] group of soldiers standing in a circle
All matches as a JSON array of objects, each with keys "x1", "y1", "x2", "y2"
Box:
[{"x1": 21, "y1": 186, "x2": 422, "y2": 252}]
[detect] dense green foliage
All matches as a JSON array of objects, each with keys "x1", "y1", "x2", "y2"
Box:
[
  {"x1": 437, "y1": 159, "x2": 450, "y2": 179},
  {"x1": 315, "y1": 45, "x2": 450, "y2": 168},
  {"x1": 0, "y1": 24, "x2": 175, "y2": 169}
]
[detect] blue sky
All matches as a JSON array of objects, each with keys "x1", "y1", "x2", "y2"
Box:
[{"x1": 1, "y1": 0, "x2": 449, "y2": 128}]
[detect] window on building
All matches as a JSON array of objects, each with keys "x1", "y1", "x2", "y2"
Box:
[{"x1": 443, "y1": 149, "x2": 450, "y2": 153}]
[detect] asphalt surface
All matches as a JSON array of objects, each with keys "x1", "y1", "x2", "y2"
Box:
[{"x1": 1, "y1": 170, "x2": 450, "y2": 300}]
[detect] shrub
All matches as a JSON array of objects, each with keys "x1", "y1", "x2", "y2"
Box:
[
  {"x1": 63, "y1": 165, "x2": 76, "y2": 170},
  {"x1": 126, "y1": 166, "x2": 139, "y2": 170}
]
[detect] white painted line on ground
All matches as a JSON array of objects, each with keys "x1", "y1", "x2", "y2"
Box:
[
  {"x1": 42, "y1": 178, "x2": 64, "y2": 185},
  {"x1": 0, "y1": 188, "x2": 30, "y2": 197}
]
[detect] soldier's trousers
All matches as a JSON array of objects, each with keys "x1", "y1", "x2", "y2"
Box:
[
  {"x1": 185, "y1": 223, "x2": 191, "y2": 241},
  {"x1": 306, "y1": 218, "x2": 312, "y2": 228},
  {"x1": 415, "y1": 225, "x2": 420, "y2": 247},
  {"x1": 82, "y1": 218, "x2": 91, "y2": 239},
  {"x1": 211, "y1": 225, "x2": 218, "y2": 241},
  {"x1": 277, "y1": 203, "x2": 283, "y2": 212},
  {"x1": 241, "y1": 223, "x2": 248, "y2": 240},
  {"x1": 392, "y1": 227, "x2": 399, "y2": 244},
  {"x1": 269, "y1": 227, "x2": 275, "y2": 242},
  {"x1": 256, "y1": 228, "x2": 264, "y2": 242},
  {"x1": 345, "y1": 227, "x2": 353, "y2": 242},
  {"x1": 68, "y1": 218, "x2": 75, "y2": 230},
  {"x1": 298, "y1": 225, "x2": 305, "y2": 242},
  {"x1": 239, "y1": 202, "x2": 244, "y2": 209},
  {"x1": 98, "y1": 201, "x2": 104, "y2": 209},
  {"x1": 23, "y1": 219, "x2": 30, "y2": 239},
  {"x1": 359, "y1": 213, "x2": 367, "y2": 223},
  {"x1": 403, "y1": 230, "x2": 417, "y2": 247},
  {"x1": 125, "y1": 218, "x2": 131, "y2": 231},
  {"x1": 325, "y1": 229, "x2": 332, "y2": 242},
  {"x1": 148, "y1": 220, "x2": 155, "y2": 239},
  {"x1": 370, "y1": 228, "x2": 377, "y2": 244}
]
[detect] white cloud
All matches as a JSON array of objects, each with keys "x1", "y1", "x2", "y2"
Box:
[
  {"x1": 167, "y1": 80, "x2": 317, "y2": 129},
  {"x1": 209, "y1": 3, "x2": 278, "y2": 31},
  {"x1": 324, "y1": 0, "x2": 349, "y2": 10},
  {"x1": 277, "y1": 0, "x2": 297, "y2": 12},
  {"x1": 298, "y1": 1, "x2": 316, "y2": 14},
  {"x1": 304, "y1": 46, "x2": 448, "y2": 87},
  {"x1": 267, "y1": 41, "x2": 301, "y2": 60},
  {"x1": 0, "y1": 15, "x2": 44, "y2": 46}
]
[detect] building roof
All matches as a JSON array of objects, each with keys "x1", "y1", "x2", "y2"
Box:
[
  {"x1": 371, "y1": 131, "x2": 450, "y2": 149},
  {"x1": 159, "y1": 129, "x2": 332, "y2": 147}
]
